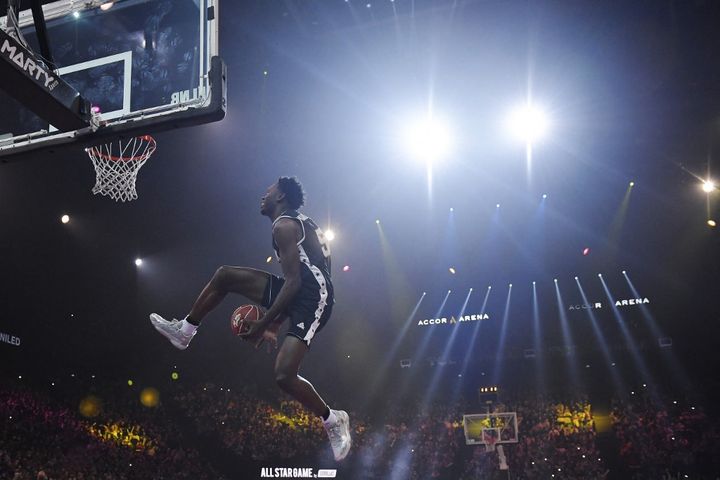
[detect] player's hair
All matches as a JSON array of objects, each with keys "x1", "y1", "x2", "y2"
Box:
[{"x1": 277, "y1": 176, "x2": 305, "y2": 209}]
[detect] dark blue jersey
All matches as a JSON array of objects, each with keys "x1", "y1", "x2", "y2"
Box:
[{"x1": 272, "y1": 210, "x2": 333, "y2": 295}]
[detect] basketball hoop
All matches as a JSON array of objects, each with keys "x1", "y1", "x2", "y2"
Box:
[{"x1": 85, "y1": 135, "x2": 157, "y2": 202}]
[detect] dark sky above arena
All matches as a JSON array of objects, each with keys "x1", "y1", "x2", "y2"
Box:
[{"x1": 1, "y1": 0, "x2": 719, "y2": 401}]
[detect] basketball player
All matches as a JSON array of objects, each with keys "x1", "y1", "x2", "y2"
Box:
[{"x1": 149, "y1": 176, "x2": 352, "y2": 461}]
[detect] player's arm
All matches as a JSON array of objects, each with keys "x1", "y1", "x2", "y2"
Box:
[{"x1": 244, "y1": 218, "x2": 302, "y2": 335}]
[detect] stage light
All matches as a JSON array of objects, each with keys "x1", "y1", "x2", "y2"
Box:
[
  {"x1": 708, "y1": 220, "x2": 716, "y2": 227},
  {"x1": 629, "y1": 181, "x2": 635, "y2": 187},
  {"x1": 542, "y1": 194, "x2": 547, "y2": 199},
  {"x1": 171, "y1": 372, "x2": 179, "y2": 381},
  {"x1": 554, "y1": 278, "x2": 558, "y2": 283},
  {"x1": 342, "y1": 265, "x2": 350, "y2": 272},
  {"x1": 598, "y1": 274, "x2": 602, "y2": 277},
  {"x1": 449, "y1": 267, "x2": 456, "y2": 274},
  {"x1": 375, "y1": 219, "x2": 380, "y2": 225},
  {"x1": 582, "y1": 247, "x2": 590, "y2": 256},
  {"x1": 449, "y1": 207, "x2": 454, "y2": 212},
  {"x1": 266, "y1": 256, "x2": 273, "y2": 263},
  {"x1": 61, "y1": 214, "x2": 70, "y2": 224},
  {"x1": 135, "y1": 258, "x2": 143, "y2": 266},
  {"x1": 73, "y1": 11, "x2": 80, "y2": 18},
  {"x1": 506, "y1": 104, "x2": 549, "y2": 143},
  {"x1": 325, "y1": 229, "x2": 335, "y2": 241},
  {"x1": 100, "y1": 2, "x2": 114, "y2": 10},
  {"x1": 702, "y1": 180, "x2": 716, "y2": 193},
  {"x1": 574, "y1": 276, "x2": 578, "y2": 280},
  {"x1": 496, "y1": 203, "x2": 500, "y2": 208},
  {"x1": 622, "y1": 270, "x2": 626, "y2": 275},
  {"x1": 127, "y1": 380, "x2": 133, "y2": 386},
  {"x1": 532, "y1": 281, "x2": 536, "y2": 284},
  {"x1": 402, "y1": 116, "x2": 453, "y2": 163}
]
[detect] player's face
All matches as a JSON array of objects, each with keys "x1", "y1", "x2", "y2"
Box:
[{"x1": 260, "y1": 183, "x2": 280, "y2": 216}]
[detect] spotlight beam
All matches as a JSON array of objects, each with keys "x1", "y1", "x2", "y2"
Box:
[
  {"x1": 395, "y1": 290, "x2": 453, "y2": 399},
  {"x1": 366, "y1": 291, "x2": 427, "y2": 399},
  {"x1": 599, "y1": 275, "x2": 655, "y2": 392},
  {"x1": 456, "y1": 286, "x2": 492, "y2": 393},
  {"x1": 491, "y1": 284, "x2": 513, "y2": 383},
  {"x1": 531, "y1": 282, "x2": 546, "y2": 391},
  {"x1": 554, "y1": 281, "x2": 582, "y2": 387},
  {"x1": 575, "y1": 278, "x2": 624, "y2": 391},
  {"x1": 423, "y1": 288, "x2": 473, "y2": 407}
]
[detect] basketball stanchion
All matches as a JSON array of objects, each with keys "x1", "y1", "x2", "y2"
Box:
[{"x1": 85, "y1": 135, "x2": 157, "y2": 202}]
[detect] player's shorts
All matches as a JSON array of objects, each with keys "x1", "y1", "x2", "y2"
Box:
[{"x1": 261, "y1": 273, "x2": 334, "y2": 347}]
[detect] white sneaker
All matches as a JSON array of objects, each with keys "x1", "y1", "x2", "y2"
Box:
[
  {"x1": 149, "y1": 313, "x2": 195, "y2": 350},
  {"x1": 324, "y1": 409, "x2": 352, "y2": 461}
]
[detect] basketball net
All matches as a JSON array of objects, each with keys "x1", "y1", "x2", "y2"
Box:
[
  {"x1": 483, "y1": 430, "x2": 497, "y2": 452},
  {"x1": 85, "y1": 135, "x2": 156, "y2": 202},
  {"x1": 484, "y1": 438, "x2": 497, "y2": 452}
]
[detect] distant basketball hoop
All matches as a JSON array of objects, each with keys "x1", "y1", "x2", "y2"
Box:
[{"x1": 85, "y1": 135, "x2": 157, "y2": 202}]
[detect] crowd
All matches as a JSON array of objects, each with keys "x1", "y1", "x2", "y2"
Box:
[
  {"x1": 172, "y1": 383, "x2": 331, "y2": 460},
  {"x1": 611, "y1": 392, "x2": 720, "y2": 479},
  {"x1": 0, "y1": 385, "x2": 223, "y2": 480},
  {"x1": 1, "y1": 379, "x2": 718, "y2": 479}
]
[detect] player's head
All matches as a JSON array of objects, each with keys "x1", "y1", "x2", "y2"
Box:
[{"x1": 260, "y1": 176, "x2": 305, "y2": 217}]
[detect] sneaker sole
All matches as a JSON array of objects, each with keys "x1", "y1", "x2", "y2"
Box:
[{"x1": 335, "y1": 411, "x2": 352, "y2": 461}]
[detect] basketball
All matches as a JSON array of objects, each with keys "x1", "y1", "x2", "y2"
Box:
[{"x1": 230, "y1": 304, "x2": 262, "y2": 336}]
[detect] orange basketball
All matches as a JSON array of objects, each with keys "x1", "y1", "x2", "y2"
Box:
[{"x1": 230, "y1": 304, "x2": 262, "y2": 336}]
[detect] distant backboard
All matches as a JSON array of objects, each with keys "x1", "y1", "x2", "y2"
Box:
[
  {"x1": 0, "y1": 0, "x2": 224, "y2": 161},
  {"x1": 463, "y1": 412, "x2": 518, "y2": 446}
]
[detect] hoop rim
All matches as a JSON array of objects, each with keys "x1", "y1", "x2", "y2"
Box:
[{"x1": 85, "y1": 135, "x2": 156, "y2": 163}]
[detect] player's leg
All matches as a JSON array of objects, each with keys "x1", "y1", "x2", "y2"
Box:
[
  {"x1": 150, "y1": 266, "x2": 271, "y2": 350},
  {"x1": 187, "y1": 266, "x2": 270, "y2": 325},
  {"x1": 274, "y1": 336, "x2": 327, "y2": 416},
  {"x1": 274, "y1": 335, "x2": 351, "y2": 461}
]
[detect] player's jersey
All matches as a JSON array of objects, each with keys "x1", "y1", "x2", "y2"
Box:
[{"x1": 272, "y1": 210, "x2": 333, "y2": 297}]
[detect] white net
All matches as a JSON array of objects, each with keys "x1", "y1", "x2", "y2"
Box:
[{"x1": 85, "y1": 135, "x2": 157, "y2": 202}]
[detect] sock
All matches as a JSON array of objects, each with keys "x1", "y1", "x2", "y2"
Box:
[
  {"x1": 185, "y1": 315, "x2": 200, "y2": 326},
  {"x1": 322, "y1": 408, "x2": 337, "y2": 426},
  {"x1": 180, "y1": 318, "x2": 198, "y2": 335}
]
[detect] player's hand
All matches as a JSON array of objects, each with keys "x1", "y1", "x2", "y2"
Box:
[
  {"x1": 238, "y1": 316, "x2": 267, "y2": 342},
  {"x1": 255, "y1": 322, "x2": 280, "y2": 353},
  {"x1": 238, "y1": 316, "x2": 275, "y2": 353}
]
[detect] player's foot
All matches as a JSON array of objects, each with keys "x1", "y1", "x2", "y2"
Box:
[
  {"x1": 149, "y1": 313, "x2": 196, "y2": 350},
  {"x1": 324, "y1": 409, "x2": 352, "y2": 461}
]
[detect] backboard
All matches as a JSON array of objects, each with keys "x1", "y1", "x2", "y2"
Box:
[
  {"x1": 0, "y1": 0, "x2": 224, "y2": 161},
  {"x1": 462, "y1": 412, "x2": 518, "y2": 447}
]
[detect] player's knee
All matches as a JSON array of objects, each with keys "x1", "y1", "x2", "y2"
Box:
[{"x1": 213, "y1": 265, "x2": 231, "y2": 287}]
